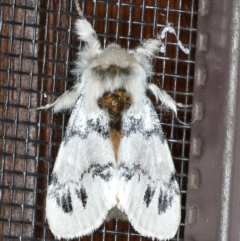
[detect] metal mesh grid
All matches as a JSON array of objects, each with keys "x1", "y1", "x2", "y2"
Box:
[{"x1": 0, "y1": 0, "x2": 198, "y2": 240}]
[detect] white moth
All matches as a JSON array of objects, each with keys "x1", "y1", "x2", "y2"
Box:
[{"x1": 37, "y1": 3, "x2": 187, "y2": 240}]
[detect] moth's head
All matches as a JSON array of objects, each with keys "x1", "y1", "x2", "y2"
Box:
[
  {"x1": 73, "y1": 19, "x2": 161, "y2": 81},
  {"x1": 83, "y1": 43, "x2": 149, "y2": 109},
  {"x1": 72, "y1": 19, "x2": 162, "y2": 111},
  {"x1": 91, "y1": 44, "x2": 136, "y2": 81}
]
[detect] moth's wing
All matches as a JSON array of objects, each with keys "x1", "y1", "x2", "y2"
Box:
[
  {"x1": 117, "y1": 98, "x2": 180, "y2": 240},
  {"x1": 46, "y1": 96, "x2": 117, "y2": 239}
]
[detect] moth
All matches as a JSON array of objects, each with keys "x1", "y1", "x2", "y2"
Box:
[{"x1": 37, "y1": 2, "x2": 187, "y2": 240}]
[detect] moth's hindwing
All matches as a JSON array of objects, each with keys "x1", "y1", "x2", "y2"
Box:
[
  {"x1": 117, "y1": 98, "x2": 181, "y2": 240},
  {"x1": 46, "y1": 96, "x2": 117, "y2": 239}
]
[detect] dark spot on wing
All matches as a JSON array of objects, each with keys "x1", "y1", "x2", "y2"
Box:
[
  {"x1": 56, "y1": 193, "x2": 61, "y2": 206},
  {"x1": 170, "y1": 172, "x2": 177, "y2": 183},
  {"x1": 158, "y1": 189, "x2": 173, "y2": 215},
  {"x1": 143, "y1": 186, "x2": 155, "y2": 207},
  {"x1": 76, "y1": 186, "x2": 88, "y2": 208},
  {"x1": 169, "y1": 172, "x2": 180, "y2": 195},
  {"x1": 49, "y1": 173, "x2": 58, "y2": 185},
  {"x1": 61, "y1": 191, "x2": 73, "y2": 213}
]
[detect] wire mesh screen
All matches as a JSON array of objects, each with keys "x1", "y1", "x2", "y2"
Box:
[{"x1": 0, "y1": 0, "x2": 198, "y2": 240}]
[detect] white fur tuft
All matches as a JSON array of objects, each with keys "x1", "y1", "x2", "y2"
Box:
[
  {"x1": 74, "y1": 19, "x2": 100, "y2": 48},
  {"x1": 147, "y1": 83, "x2": 177, "y2": 115},
  {"x1": 35, "y1": 83, "x2": 84, "y2": 113},
  {"x1": 135, "y1": 39, "x2": 162, "y2": 58},
  {"x1": 71, "y1": 20, "x2": 102, "y2": 81}
]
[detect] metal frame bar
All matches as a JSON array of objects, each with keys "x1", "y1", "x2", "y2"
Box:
[{"x1": 185, "y1": 0, "x2": 240, "y2": 240}]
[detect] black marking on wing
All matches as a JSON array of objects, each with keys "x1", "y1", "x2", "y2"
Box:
[
  {"x1": 143, "y1": 185, "x2": 155, "y2": 207},
  {"x1": 170, "y1": 172, "x2": 177, "y2": 183},
  {"x1": 87, "y1": 119, "x2": 109, "y2": 137},
  {"x1": 119, "y1": 164, "x2": 179, "y2": 214},
  {"x1": 56, "y1": 193, "x2": 61, "y2": 206},
  {"x1": 170, "y1": 172, "x2": 180, "y2": 195},
  {"x1": 121, "y1": 117, "x2": 143, "y2": 136},
  {"x1": 48, "y1": 162, "x2": 114, "y2": 211},
  {"x1": 121, "y1": 100, "x2": 165, "y2": 143},
  {"x1": 78, "y1": 162, "x2": 114, "y2": 182},
  {"x1": 119, "y1": 163, "x2": 149, "y2": 181},
  {"x1": 119, "y1": 165, "x2": 179, "y2": 190},
  {"x1": 158, "y1": 190, "x2": 170, "y2": 214},
  {"x1": 76, "y1": 186, "x2": 88, "y2": 208},
  {"x1": 49, "y1": 163, "x2": 113, "y2": 193},
  {"x1": 49, "y1": 173, "x2": 58, "y2": 185},
  {"x1": 64, "y1": 117, "x2": 110, "y2": 145},
  {"x1": 91, "y1": 164, "x2": 113, "y2": 181},
  {"x1": 61, "y1": 191, "x2": 73, "y2": 213}
]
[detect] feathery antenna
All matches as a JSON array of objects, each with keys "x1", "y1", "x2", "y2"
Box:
[{"x1": 74, "y1": 0, "x2": 85, "y2": 19}]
